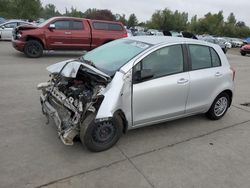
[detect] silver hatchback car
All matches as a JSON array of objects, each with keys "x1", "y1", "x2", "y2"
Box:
[{"x1": 38, "y1": 36, "x2": 235, "y2": 152}]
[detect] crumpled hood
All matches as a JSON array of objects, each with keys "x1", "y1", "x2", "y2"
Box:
[
  {"x1": 16, "y1": 24, "x2": 38, "y2": 31},
  {"x1": 47, "y1": 59, "x2": 111, "y2": 82}
]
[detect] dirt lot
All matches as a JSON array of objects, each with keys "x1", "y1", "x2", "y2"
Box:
[{"x1": 0, "y1": 42, "x2": 250, "y2": 188}]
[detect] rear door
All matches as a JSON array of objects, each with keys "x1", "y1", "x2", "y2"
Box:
[
  {"x1": 69, "y1": 20, "x2": 91, "y2": 50},
  {"x1": 45, "y1": 19, "x2": 72, "y2": 49},
  {"x1": 185, "y1": 44, "x2": 225, "y2": 114}
]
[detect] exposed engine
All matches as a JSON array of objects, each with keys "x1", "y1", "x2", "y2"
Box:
[{"x1": 38, "y1": 61, "x2": 109, "y2": 145}]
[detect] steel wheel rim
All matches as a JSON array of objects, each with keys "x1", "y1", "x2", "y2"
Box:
[
  {"x1": 93, "y1": 121, "x2": 116, "y2": 144},
  {"x1": 214, "y1": 96, "x2": 228, "y2": 117}
]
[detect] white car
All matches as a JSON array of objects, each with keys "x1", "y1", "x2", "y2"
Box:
[
  {"x1": 0, "y1": 20, "x2": 31, "y2": 40},
  {"x1": 38, "y1": 36, "x2": 235, "y2": 152}
]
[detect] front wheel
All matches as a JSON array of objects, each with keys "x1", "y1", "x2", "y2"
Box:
[
  {"x1": 206, "y1": 93, "x2": 230, "y2": 120},
  {"x1": 241, "y1": 52, "x2": 246, "y2": 56},
  {"x1": 80, "y1": 113, "x2": 123, "y2": 152},
  {"x1": 24, "y1": 40, "x2": 43, "y2": 58}
]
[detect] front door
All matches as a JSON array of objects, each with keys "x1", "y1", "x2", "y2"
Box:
[
  {"x1": 1, "y1": 22, "x2": 17, "y2": 40},
  {"x1": 132, "y1": 44, "x2": 189, "y2": 127},
  {"x1": 46, "y1": 20, "x2": 72, "y2": 49}
]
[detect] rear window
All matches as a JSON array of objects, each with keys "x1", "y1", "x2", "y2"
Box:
[{"x1": 93, "y1": 22, "x2": 123, "y2": 31}]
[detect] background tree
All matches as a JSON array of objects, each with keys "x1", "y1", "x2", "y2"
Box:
[
  {"x1": 12, "y1": 0, "x2": 42, "y2": 20},
  {"x1": 84, "y1": 9, "x2": 116, "y2": 21},
  {"x1": 64, "y1": 7, "x2": 84, "y2": 18},
  {"x1": 147, "y1": 8, "x2": 188, "y2": 31},
  {"x1": 127, "y1": 13, "x2": 138, "y2": 28},
  {"x1": 116, "y1": 14, "x2": 127, "y2": 25},
  {"x1": 40, "y1": 4, "x2": 61, "y2": 19}
]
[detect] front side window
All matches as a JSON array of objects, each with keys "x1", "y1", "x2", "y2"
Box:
[
  {"x1": 53, "y1": 20, "x2": 70, "y2": 30},
  {"x1": 189, "y1": 45, "x2": 212, "y2": 70},
  {"x1": 139, "y1": 45, "x2": 184, "y2": 79}
]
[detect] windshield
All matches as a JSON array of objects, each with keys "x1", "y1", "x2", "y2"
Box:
[
  {"x1": 82, "y1": 39, "x2": 151, "y2": 76},
  {"x1": 38, "y1": 17, "x2": 54, "y2": 27}
]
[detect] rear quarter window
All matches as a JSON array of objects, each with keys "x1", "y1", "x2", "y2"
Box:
[
  {"x1": 93, "y1": 22, "x2": 123, "y2": 31},
  {"x1": 210, "y1": 48, "x2": 221, "y2": 67}
]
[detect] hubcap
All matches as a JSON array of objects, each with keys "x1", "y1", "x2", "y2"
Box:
[
  {"x1": 214, "y1": 97, "x2": 228, "y2": 117},
  {"x1": 27, "y1": 44, "x2": 40, "y2": 55},
  {"x1": 93, "y1": 121, "x2": 115, "y2": 144}
]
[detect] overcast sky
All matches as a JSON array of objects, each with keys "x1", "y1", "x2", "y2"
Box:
[{"x1": 41, "y1": 0, "x2": 250, "y2": 26}]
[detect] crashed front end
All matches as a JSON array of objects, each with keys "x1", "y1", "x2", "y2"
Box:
[{"x1": 38, "y1": 60, "x2": 111, "y2": 145}]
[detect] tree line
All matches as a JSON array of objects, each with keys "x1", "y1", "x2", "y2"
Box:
[{"x1": 0, "y1": 0, "x2": 250, "y2": 38}]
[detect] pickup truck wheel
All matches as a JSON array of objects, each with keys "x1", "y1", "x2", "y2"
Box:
[
  {"x1": 24, "y1": 40, "x2": 43, "y2": 58},
  {"x1": 80, "y1": 113, "x2": 123, "y2": 152},
  {"x1": 241, "y1": 52, "x2": 246, "y2": 56}
]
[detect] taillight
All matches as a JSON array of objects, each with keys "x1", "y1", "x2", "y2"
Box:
[
  {"x1": 123, "y1": 32, "x2": 128, "y2": 38},
  {"x1": 230, "y1": 67, "x2": 236, "y2": 81}
]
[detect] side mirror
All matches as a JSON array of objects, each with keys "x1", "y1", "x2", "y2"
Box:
[
  {"x1": 1, "y1": 26, "x2": 5, "y2": 29},
  {"x1": 48, "y1": 24, "x2": 55, "y2": 30},
  {"x1": 134, "y1": 69, "x2": 154, "y2": 83}
]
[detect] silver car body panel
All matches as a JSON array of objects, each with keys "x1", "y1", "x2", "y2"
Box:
[{"x1": 95, "y1": 71, "x2": 133, "y2": 127}]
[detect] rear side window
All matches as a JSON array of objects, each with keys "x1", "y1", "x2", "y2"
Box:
[
  {"x1": 54, "y1": 20, "x2": 70, "y2": 30},
  {"x1": 189, "y1": 45, "x2": 212, "y2": 70},
  {"x1": 93, "y1": 22, "x2": 123, "y2": 31},
  {"x1": 72, "y1": 21, "x2": 84, "y2": 30},
  {"x1": 210, "y1": 48, "x2": 221, "y2": 67}
]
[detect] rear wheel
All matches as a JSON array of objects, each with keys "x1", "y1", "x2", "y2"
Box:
[
  {"x1": 80, "y1": 113, "x2": 123, "y2": 152},
  {"x1": 206, "y1": 93, "x2": 230, "y2": 120},
  {"x1": 24, "y1": 40, "x2": 43, "y2": 58}
]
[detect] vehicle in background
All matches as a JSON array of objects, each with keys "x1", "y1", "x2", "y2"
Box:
[
  {"x1": 217, "y1": 37, "x2": 232, "y2": 49},
  {"x1": 200, "y1": 36, "x2": 227, "y2": 53},
  {"x1": 243, "y1": 37, "x2": 250, "y2": 45},
  {"x1": 126, "y1": 29, "x2": 133, "y2": 37},
  {"x1": 230, "y1": 38, "x2": 244, "y2": 48},
  {"x1": 170, "y1": 31, "x2": 182, "y2": 37},
  {"x1": 240, "y1": 44, "x2": 250, "y2": 56},
  {"x1": 12, "y1": 17, "x2": 127, "y2": 58},
  {"x1": 38, "y1": 36, "x2": 235, "y2": 152},
  {"x1": 36, "y1": 18, "x2": 45, "y2": 25},
  {"x1": 0, "y1": 17, "x2": 6, "y2": 24},
  {"x1": 0, "y1": 20, "x2": 32, "y2": 40}
]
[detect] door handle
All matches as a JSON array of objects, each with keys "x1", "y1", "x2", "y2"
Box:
[
  {"x1": 177, "y1": 78, "x2": 189, "y2": 84},
  {"x1": 215, "y1": 72, "x2": 222, "y2": 77},
  {"x1": 65, "y1": 32, "x2": 71, "y2": 35}
]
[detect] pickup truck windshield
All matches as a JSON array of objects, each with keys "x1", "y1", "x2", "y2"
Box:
[
  {"x1": 38, "y1": 18, "x2": 55, "y2": 27},
  {"x1": 83, "y1": 39, "x2": 151, "y2": 76}
]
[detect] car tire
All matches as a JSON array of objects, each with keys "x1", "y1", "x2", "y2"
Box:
[
  {"x1": 24, "y1": 40, "x2": 43, "y2": 58},
  {"x1": 80, "y1": 113, "x2": 123, "y2": 152},
  {"x1": 241, "y1": 52, "x2": 246, "y2": 56},
  {"x1": 206, "y1": 93, "x2": 230, "y2": 120}
]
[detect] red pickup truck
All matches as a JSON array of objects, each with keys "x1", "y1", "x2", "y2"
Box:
[{"x1": 12, "y1": 17, "x2": 127, "y2": 58}]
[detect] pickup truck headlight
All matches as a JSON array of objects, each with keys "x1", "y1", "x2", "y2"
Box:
[{"x1": 16, "y1": 33, "x2": 22, "y2": 39}]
